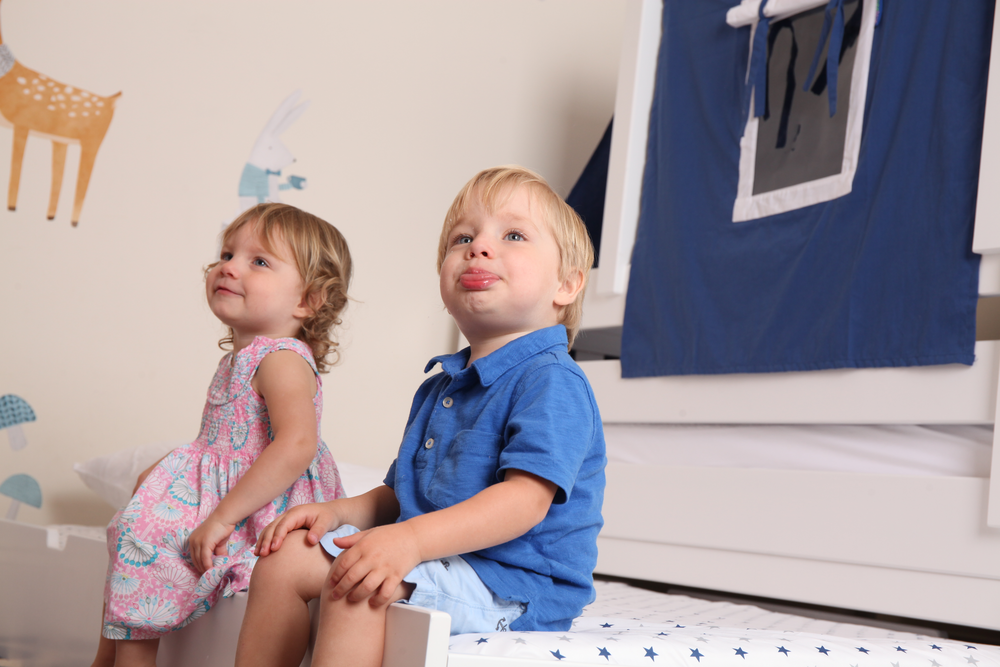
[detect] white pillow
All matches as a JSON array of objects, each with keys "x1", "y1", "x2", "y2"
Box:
[
  {"x1": 75, "y1": 442, "x2": 387, "y2": 509},
  {"x1": 74, "y1": 440, "x2": 187, "y2": 509}
]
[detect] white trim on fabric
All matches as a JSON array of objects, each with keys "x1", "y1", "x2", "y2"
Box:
[
  {"x1": 731, "y1": 0, "x2": 877, "y2": 223},
  {"x1": 727, "y1": 0, "x2": 833, "y2": 27}
]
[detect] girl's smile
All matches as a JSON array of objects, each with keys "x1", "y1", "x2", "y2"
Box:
[{"x1": 206, "y1": 224, "x2": 311, "y2": 352}]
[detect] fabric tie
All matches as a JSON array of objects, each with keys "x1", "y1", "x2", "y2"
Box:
[
  {"x1": 803, "y1": 0, "x2": 845, "y2": 117},
  {"x1": 749, "y1": 0, "x2": 772, "y2": 118}
]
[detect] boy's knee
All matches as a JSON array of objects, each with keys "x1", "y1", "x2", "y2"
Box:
[{"x1": 250, "y1": 530, "x2": 328, "y2": 599}]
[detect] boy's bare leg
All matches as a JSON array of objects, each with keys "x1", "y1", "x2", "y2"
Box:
[
  {"x1": 113, "y1": 638, "x2": 158, "y2": 666},
  {"x1": 235, "y1": 530, "x2": 333, "y2": 667},
  {"x1": 311, "y1": 579, "x2": 415, "y2": 667}
]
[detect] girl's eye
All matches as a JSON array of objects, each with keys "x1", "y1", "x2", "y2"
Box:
[
  {"x1": 220, "y1": 252, "x2": 233, "y2": 261},
  {"x1": 252, "y1": 258, "x2": 269, "y2": 268},
  {"x1": 452, "y1": 234, "x2": 472, "y2": 246},
  {"x1": 504, "y1": 231, "x2": 524, "y2": 242}
]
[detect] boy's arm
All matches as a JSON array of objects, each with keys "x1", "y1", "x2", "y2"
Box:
[
  {"x1": 255, "y1": 483, "x2": 400, "y2": 557},
  {"x1": 327, "y1": 469, "x2": 557, "y2": 605}
]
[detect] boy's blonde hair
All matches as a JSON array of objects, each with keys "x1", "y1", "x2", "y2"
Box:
[
  {"x1": 437, "y1": 166, "x2": 594, "y2": 349},
  {"x1": 212, "y1": 203, "x2": 353, "y2": 373}
]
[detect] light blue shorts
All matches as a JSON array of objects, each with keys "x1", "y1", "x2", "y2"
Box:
[{"x1": 319, "y1": 525, "x2": 525, "y2": 635}]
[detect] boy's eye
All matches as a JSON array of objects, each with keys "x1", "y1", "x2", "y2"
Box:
[{"x1": 504, "y1": 231, "x2": 524, "y2": 242}]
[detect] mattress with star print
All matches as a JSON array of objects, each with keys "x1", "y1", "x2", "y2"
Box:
[{"x1": 446, "y1": 580, "x2": 996, "y2": 665}]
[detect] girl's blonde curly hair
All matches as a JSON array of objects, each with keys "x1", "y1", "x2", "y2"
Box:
[{"x1": 210, "y1": 203, "x2": 353, "y2": 373}]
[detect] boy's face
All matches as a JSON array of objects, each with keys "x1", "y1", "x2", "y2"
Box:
[{"x1": 439, "y1": 186, "x2": 578, "y2": 345}]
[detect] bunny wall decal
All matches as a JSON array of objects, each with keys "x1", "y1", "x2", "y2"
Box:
[{"x1": 237, "y1": 90, "x2": 310, "y2": 212}]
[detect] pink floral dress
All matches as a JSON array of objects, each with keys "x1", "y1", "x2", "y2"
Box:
[{"x1": 102, "y1": 337, "x2": 344, "y2": 640}]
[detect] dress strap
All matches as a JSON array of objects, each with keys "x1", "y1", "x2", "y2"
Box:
[{"x1": 235, "y1": 337, "x2": 320, "y2": 394}]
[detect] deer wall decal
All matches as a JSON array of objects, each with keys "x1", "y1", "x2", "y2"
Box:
[{"x1": 0, "y1": 7, "x2": 119, "y2": 226}]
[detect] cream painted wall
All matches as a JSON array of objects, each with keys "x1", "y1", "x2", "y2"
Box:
[{"x1": 0, "y1": 1, "x2": 625, "y2": 527}]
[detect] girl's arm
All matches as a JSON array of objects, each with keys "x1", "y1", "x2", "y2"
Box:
[
  {"x1": 188, "y1": 350, "x2": 321, "y2": 573},
  {"x1": 327, "y1": 469, "x2": 557, "y2": 605}
]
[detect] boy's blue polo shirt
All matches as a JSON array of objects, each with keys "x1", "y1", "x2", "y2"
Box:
[{"x1": 384, "y1": 325, "x2": 607, "y2": 632}]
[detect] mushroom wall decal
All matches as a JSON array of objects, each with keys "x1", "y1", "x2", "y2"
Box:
[
  {"x1": 0, "y1": 473, "x2": 42, "y2": 520},
  {"x1": 0, "y1": 394, "x2": 36, "y2": 451}
]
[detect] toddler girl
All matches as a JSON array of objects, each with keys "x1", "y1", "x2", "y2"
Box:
[{"x1": 91, "y1": 203, "x2": 353, "y2": 667}]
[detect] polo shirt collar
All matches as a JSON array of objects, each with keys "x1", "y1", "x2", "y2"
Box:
[{"x1": 423, "y1": 325, "x2": 569, "y2": 386}]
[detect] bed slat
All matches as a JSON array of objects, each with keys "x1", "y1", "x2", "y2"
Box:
[{"x1": 580, "y1": 341, "x2": 999, "y2": 425}]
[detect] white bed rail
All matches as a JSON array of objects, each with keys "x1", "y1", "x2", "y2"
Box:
[
  {"x1": 975, "y1": 0, "x2": 1000, "y2": 530},
  {"x1": 382, "y1": 603, "x2": 451, "y2": 667}
]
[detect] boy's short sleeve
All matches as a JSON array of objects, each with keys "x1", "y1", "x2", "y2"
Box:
[{"x1": 497, "y1": 364, "x2": 598, "y2": 505}]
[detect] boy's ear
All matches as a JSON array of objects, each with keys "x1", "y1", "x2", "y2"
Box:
[{"x1": 554, "y1": 268, "x2": 585, "y2": 307}]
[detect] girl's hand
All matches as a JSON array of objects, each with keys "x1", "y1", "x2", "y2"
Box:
[
  {"x1": 327, "y1": 521, "x2": 422, "y2": 607},
  {"x1": 255, "y1": 501, "x2": 340, "y2": 557},
  {"x1": 189, "y1": 515, "x2": 236, "y2": 574}
]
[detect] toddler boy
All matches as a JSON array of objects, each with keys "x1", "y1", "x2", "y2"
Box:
[{"x1": 235, "y1": 166, "x2": 606, "y2": 667}]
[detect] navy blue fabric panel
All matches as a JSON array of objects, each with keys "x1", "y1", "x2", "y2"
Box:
[
  {"x1": 620, "y1": 0, "x2": 989, "y2": 377},
  {"x1": 567, "y1": 119, "x2": 613, "y2": 267}
]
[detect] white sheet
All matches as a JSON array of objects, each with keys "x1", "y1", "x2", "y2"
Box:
[
  {"x1": 448, "y1": 581, "x2": 998, "y2": 665},
  {"x1": 605, "y1": 423, "x2": 992, "y2": 478}
]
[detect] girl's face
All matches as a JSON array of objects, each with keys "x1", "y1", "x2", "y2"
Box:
[{"x1": 206, "y1": 223, "x2": 310, "y2": 350}]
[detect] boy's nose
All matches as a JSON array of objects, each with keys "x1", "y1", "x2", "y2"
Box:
[{"x1": 466, "y1": 237, "x2": 492, "y2": 259}]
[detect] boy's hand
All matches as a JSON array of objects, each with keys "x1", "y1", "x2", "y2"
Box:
[
  {"x1": 328, "y1": 521, "x2": 422, "y2": 607},
  {"x1": 255, "y1": 502, "x2": 340, "y2": 557},
  {"x1": 189, "y1": 515, "x2": 235, "y2": 574}
]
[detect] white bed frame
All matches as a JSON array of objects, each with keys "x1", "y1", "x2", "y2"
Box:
[
  {"x1": 573, "y1": 0, "x2": 1000, "y2": 634},
  {"x1": 7, "y1": 2, "x2": 1000, "y2": 664},
  {"x1": 380, "y1": 2, "x2": 1000, "y2": 662}
]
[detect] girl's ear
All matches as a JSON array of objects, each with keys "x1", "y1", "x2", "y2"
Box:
[
  {"x1": 295, "y1": 289, "x2": 321, "y2": 320},
  {"x1": 554, "y1": 268, "x2": 585, "y2": 307}
]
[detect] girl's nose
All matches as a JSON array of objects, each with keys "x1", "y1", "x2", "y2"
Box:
[{"x1": 219, "y1": 259, "x2": 238, "y2": 277}]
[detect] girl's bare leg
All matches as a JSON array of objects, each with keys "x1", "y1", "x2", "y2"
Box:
[
  {"x1": 91, "y1": 602, "x2": 116, "y2": 667},
  {"x1": 113, "y1": 638, "x2": 159, "y2": 667},
  {"x1": 310, "y1": 580, "x2": 414, "y2": 667},
  {"x1": 91, "y1": 632, "x2": 116, "y2": 667},
  {"x1": 235, "y1": 530, "x2": 334, "y2": 667}
]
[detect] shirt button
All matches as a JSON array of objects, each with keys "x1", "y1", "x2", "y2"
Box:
[
  {"x1": 442, "y1": 397, "x2": 454, "y2": 408},
  {"x1": 424, "y1": 438, "x2": 434, "y2": 449}
]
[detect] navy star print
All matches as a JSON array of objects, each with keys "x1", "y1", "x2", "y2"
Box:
[
  {"x1": 646, "y1": 646, "x2": 659, "y2": 661},
  {"x1": 817, "y1": 646, "x2": 831, "y2": 655},
  {"x1": 598, "y1": 647, "x2": 611, "y2": 660},
  {"x1": 856, "y1": 647, "x2": 870, "y2": 654},
  {"x1": 777, "y1": 646, "x2": 791, "y2": 656},
  {"x1": 734, "y1": 647, "x2": 748, "y2": 659},
  {"x1": 550, "y1": 649, "x2": 565, "y2": 660},
  {"x1": 689, "y1": 648, "x2": 703, "y2": 662}
]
